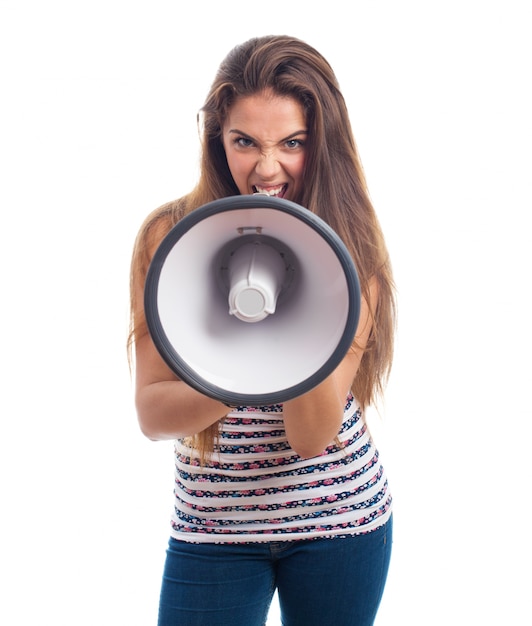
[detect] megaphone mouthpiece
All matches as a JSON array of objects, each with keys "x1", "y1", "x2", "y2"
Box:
[{"x1": 227, "y1": 239, "x2": 289, "y2": 323}]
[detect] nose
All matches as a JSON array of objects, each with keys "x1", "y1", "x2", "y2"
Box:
[{"x1": 255, "y1": 151, "x2": 281, "y2": 180}]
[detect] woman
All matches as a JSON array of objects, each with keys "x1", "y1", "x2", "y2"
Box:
[{"x1": 129, "y1": 35, "x2": 396, "y2": 626}]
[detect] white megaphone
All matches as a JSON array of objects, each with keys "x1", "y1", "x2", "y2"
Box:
[{"x1": 144, "y1": 194, "x2": 361, "y2": 407}]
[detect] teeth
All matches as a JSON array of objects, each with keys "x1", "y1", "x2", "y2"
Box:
[{"x1": 254, "y1": 185, "x2": 284, "y2": 197}]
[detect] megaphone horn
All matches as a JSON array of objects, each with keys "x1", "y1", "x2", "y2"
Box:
[{"x1": 144, "y1": 195, "x2": 361, "y2": 407}]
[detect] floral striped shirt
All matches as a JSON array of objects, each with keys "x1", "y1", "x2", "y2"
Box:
[{"x1": 170, "y1": 394, "x2": 392, "y2": 543}]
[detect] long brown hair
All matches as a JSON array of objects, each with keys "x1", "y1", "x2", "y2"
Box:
[{"x1": 129, "y1": 35, "x2": 396, "y2": 454}]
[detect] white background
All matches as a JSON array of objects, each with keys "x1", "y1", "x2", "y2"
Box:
[{"x1": 1, "y1": 1, "x2": 531, "y2": 624}]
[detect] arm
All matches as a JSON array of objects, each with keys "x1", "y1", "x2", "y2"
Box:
[
  {"x1": 134, "y1": 331, "x2": 229, "y2": 440},
  {"x1": 282, "y1": 277, "x2": 378, "y2": 458},
  {"x1": 132, "y1": 210, "x2": 230, "y2": 441}
]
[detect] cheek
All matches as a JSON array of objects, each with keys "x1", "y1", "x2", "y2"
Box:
[
  {"x1": 291, "y1": 155, "x2": 306, "y2": 182},
  {"x1": 222, "y1": 141, "x2": 239, "y2": 175},
  {"x1": 227, "y1": 153, "x2": 242, "y2": 175},
  {"x1": 227, "y1": 153, "x2": 252, "y2": 183}
]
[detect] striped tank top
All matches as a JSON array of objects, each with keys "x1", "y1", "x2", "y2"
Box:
[{"x1": 170, "y1": 394, "x2": 392, "y2": 543}]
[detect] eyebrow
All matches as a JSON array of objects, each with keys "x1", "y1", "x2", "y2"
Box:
[{"x1": 227, "y1": 129, "x2": 308, "y2": 142}]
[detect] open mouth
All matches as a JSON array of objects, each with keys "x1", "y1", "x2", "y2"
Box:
[{"x1": 252, "y1": 184, "x2": 288, "y2": 199}]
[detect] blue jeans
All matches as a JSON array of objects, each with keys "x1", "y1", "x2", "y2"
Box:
[{"x1": 157, "y1": 516, "x2": 392, "y2": 626}]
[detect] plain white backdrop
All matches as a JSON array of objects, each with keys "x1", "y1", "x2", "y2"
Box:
[{"x1": 1, "y1": 1, "x2": 531, "y2": 624}]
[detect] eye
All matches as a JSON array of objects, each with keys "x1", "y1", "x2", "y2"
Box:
[
  {"x1": 235, "y1": 137, "x2": 254, "y2": 148},
  {"x1": 285, "y1": 138, "x2": 305, "y2": 149}
]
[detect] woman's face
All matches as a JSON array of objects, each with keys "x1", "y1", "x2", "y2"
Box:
[{"x1": 222, "y1": 91, "x2": 307, "y2": 201}]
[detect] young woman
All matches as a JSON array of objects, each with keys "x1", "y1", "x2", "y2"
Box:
[{"x1": 130, "y1": 35, "x2": 396, "y2": 626}]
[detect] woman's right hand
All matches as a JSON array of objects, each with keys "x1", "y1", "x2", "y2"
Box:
[{"x1": 134, "y1": 331, "x2": 229, "y2": 441}]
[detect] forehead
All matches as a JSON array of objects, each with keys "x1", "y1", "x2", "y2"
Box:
[{"x1": 224, "y1": 92, "x2": 307, "y2": 135}]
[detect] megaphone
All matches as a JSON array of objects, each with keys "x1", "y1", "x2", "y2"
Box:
[{"x1": 144, "y1": 194, "x2": 361, "y2": 407}]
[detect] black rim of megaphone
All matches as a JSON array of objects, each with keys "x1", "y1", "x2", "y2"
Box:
[{"x1": 144, "y1": 194, "x2": 361, "y2": 407}]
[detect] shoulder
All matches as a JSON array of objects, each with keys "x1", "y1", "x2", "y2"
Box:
[
  {"x1": 135, "y1": 197, "x2": 189, "y2": 260},
  {"x1": 130, "y1": 196, "x2": 192, "y2": 293},
  {"x1": 143, "y1": 197, "x2": 187, "y2": 241}
]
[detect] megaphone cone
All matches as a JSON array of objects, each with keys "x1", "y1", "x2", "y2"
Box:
[{"x1": 144, "y1": 195, "x2": 361, "y2": 406}]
